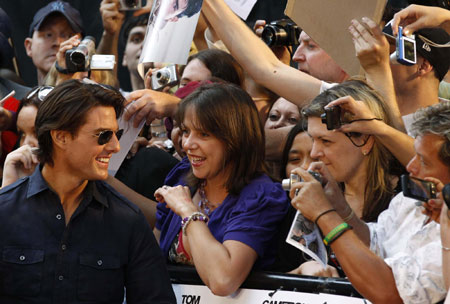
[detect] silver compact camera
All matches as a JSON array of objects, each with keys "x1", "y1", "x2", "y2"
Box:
[
  {"x1": 151, "y1": 65, "x2": 178, "y2": 91},
  {"x1": 282, "y1": 171, "x2": 323, "y2": 191},
  {"x1": 119, "y1": 0, "x2": 142, "y2": 10}
]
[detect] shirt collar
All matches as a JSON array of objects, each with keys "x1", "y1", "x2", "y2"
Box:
[{"x1": 26, "y1": 165, "x2": 109, "y2": 208}]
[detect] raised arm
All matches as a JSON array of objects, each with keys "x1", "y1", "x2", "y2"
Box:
[
  {"x1": 391, "y1": 4, "x2": 450, "y2": 36},
  {"x1": 202, "y1": 0, "x2": 322, "y2": 107},
  {"x1": 326, "y1": 95, "x2": 414, "y2": 166},
  {"x1": 96, "y1": 0, "x2": 125, "y2": 77}
]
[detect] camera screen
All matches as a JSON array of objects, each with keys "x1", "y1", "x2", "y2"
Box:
[
  {"x1": 407, "y1": 179, "x2": 429, "y2": 199},
  {"x1": 403, "y1": 39, "x2": 416, "y2": 62}
]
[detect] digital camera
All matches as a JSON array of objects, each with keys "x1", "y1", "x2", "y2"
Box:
[
  {"x1": 119, "y1": 0, "x2": 142, "y2": 10},
  {"x1": 151, "y1": 65, "x2": 178, "y2": 91},
  {"x1": 65, "y1": 36, "x2": 96, "y2": 73},
  {"x1": 395, "y1": 26, "x2": 416, "y2": 66},
  {"x1": 261, "y1": 19, "x2": 300, "y2": 47},
  {"x1": 321, "y1": 106, "x2": 341, "y2": 130},
  {"x1": 282, "y1": 171, "x2": 323, "y2": 191}
]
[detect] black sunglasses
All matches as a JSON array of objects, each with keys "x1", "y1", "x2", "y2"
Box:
[{"x1": 94, "y1": 129, "x2": 124, "y2": 145}]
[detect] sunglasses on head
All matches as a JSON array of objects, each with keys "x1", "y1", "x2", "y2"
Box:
[
  {"x1": 94, "y1": 129, "x2": 124, "y2": 145},
  {"x1": 26, "y1": 86, "x2": 54, "y2": 102}
]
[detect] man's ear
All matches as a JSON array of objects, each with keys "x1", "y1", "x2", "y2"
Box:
[
  {"x1": 24, "y1": 37, "x2": 33, "y2": 57},
  {"x1": 50, "y1": 130, "x2": 70, "y2": 150},
  {"x1": 417, "y1": 58, "x2": 434, "y2": 78}
]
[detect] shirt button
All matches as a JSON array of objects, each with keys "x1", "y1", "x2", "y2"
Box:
[
  {"x1": 58, "y1": 275, "x2": 64, "y2": 281},
  {"x1": 61, "y1": 244, "x2": 67, "y2": 251},
  {"x1": 56, "y1": 214, "x2": 62, "y2": 220},
  {"x1": 97, "y1": 260, "x2": 103, "y2": 266},
  {"x1": 19, "y1": 255, "x2": 25, "y2": 261}
]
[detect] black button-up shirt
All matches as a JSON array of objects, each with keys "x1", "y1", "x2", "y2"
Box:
[{"x1": 0, "y1": 167, "x2": 176, "y2": 304}]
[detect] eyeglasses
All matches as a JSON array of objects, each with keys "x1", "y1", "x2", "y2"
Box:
[
  {"x1": 26, "y1": 86, "x2": 54, "y2": 102},
  {"x1": 94, "y1": 129, "x2": 124, "y2": 145}
]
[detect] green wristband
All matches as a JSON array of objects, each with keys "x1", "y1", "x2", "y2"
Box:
[{"x1": 323, "y1": 222, "x2": 352, "y2": 246}]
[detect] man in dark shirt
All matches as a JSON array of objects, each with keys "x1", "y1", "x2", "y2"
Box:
[{"x1": 0, "y1": 79, "x2": 176, "y2": 303}]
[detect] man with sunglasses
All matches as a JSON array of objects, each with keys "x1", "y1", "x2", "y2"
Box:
[{"x1": 0, "y1": 79, "x2": 176, "y2": 303}]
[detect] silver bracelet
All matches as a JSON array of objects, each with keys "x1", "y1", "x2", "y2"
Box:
[
  {"x1": 181, "y1": 212, "x2": 209, "y2": 235},
  {"x1": 442, "y1": 245, "x2": 450, "y2": 251}
]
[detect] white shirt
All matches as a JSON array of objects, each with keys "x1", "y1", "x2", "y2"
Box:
[{"x1": 368, "y1": 192, "x2": 446, "y2": 304}]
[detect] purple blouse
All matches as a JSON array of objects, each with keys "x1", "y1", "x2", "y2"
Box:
[{"x1": 156, "y1": 157, "x2": 289, "y2": 269}]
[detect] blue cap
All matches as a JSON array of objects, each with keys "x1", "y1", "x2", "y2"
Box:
[{"x1": 29, "y1": 1, "x2": 84, "y2": 37}]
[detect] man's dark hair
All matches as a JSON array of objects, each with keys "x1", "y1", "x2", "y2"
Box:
[
  {"x1": 35, "y1": 79, "x2": 125, "y2": 166},
  {"x1": 177, "y1": 0, "x2": 203, "y2": 18},
  {"x1": 175, "y1": 82, "x2": 266, "y2": 195},
  {"x1": 180, "y1": 49, "x2": 244, "y2": 87}
]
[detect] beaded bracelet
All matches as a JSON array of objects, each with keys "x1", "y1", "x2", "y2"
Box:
[
  {"x1": 323, "y1": 222, "x2": 353, "y2": 246},
  {"x1": 181, "y1": 212, "x2": 209, "y2": 235}
]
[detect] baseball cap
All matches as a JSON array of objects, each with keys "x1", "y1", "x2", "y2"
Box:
[
  {"x1": 383, "y1": 23, "x2": 450, "y2": 81},
  {"x1": 29, "y1": 1, "x2": 84, "y2": 37},
  {"x1": 415, "y1": 28, "x2": 450, "y2": 82}
]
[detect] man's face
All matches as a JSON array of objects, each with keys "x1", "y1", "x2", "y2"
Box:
[
  {"x1": 292, "y1": 31, "x2": 347, "y2": 83},
  {"x1": 62, "y1": 106, "x2": 120, "y2": 181},
  {"x1": 24, "y1": 14, "x2": 78, "y2": 76},
  {"x1": 122, "y1": 25, "x2": 146, "y2": 76},
  {"x1": 407, "y1": 134, "x2": 450, "y2": 184}
]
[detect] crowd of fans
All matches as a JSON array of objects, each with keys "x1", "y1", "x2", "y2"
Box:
[{"x1": 0, "y1": 0, "x2": 449, "y2": 303}]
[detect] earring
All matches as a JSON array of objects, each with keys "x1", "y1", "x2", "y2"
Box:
[{"x1": 362, "y1": 150, "x2": 368, "y2": 156}]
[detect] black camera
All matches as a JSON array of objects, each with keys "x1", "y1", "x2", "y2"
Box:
[
  {"x1": 401, "y1": 175, "x2": 437, "y2": 202},
  {"x1": 65, "y1": 36, "x2": 95, "y2": 73},
  {"x1": 321, "y1": 106, "x2": 341, "y2": 130},
  {"x1": 119, "y1": 0, "x2": 142, "y2": 10},
  {"x1": 282, "y1": 171, "x2": 323, "y2": 191},
  {"x1": 261, "y1": 19, "x2": 300, "y2": 47}
]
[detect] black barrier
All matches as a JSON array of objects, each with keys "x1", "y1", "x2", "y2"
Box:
[{"x1": 168, "y1": 265, "x2": 364, "y2": 299}]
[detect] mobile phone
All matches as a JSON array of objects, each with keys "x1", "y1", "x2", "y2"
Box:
[
  {"x1": 401, "y1": 175, "x2": 436, "y2": 202},
  {"x1": 396, "y1": 26, "x2": 416, "y2": 66}
]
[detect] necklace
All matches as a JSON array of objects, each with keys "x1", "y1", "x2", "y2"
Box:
[{"x1": 198, "y1": 181, "x2": 213, "y2": 216}]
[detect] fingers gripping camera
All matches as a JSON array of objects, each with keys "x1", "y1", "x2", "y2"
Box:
[{"x1": 282, "y1": 171, "x2": 323, "y2": 191}]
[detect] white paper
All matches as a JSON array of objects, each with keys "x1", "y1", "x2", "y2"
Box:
[
  {"x1": 285, "y1": 210, "x2": 328, "y2": 269},
  {"x1": 224, "y1": 0, "x2": 258, "y2": 20},
  {"x1": 172, "y1": 284, "x2": 370, "y2": 304},
  {"x1": 138, "y1": 0, "x2": 203, "y2": 77},
  {"x1": 108, "y1": 102, "x2": 145, "y2": 176}
]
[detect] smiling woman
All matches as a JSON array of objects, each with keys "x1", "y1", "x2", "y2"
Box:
[{"x1": 154, "y1": 83, "x2": 289, "y2": 296}]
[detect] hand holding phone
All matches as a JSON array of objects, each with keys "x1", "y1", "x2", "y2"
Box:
[{"x1": 401, "y1": 175, "x2": 437, "y2": 202}]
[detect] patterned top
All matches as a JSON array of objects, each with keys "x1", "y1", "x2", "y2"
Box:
[{"x1": 368, "y1": 192, "x2": 446, "y2": 304}]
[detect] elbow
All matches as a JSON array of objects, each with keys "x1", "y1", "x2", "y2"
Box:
[{"x1": 207, "y1": 277, "x2": 240, "y2": 297}]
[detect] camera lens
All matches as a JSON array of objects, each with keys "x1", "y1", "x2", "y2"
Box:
[
  {"x1": 70, "y1": 51, "x2": 85, "y2": 66},
  {"x1": 124, "y1": 0, "x2": 138, "y2": 8},
  {"x1": 262, "y1": 25, "x2": 288, "y2": 47},
  {"x1": 156, "y1": 70, "x2": 170, "y2": 85}
]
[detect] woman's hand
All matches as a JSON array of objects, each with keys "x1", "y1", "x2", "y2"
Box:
[
  {"x1": 290, "y1": 167, "x2": 333, "y2": 222},
  {"x1": 325, "y1": 95, "x2": 384, "y2": 135},
  {"x1": 2, "y1": 145, "x2": 39, "y2": 188},
  {"x1": 154, "y1": 185, "x2": 198, "y2": 217},
  {"x1": 289, "y1": 261, "x2": 339, "y2": 278},
  {"x1": 391, "y1": 4, "x2": 450, "y2": 36}
]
